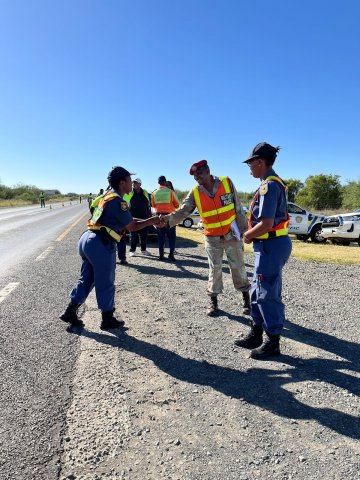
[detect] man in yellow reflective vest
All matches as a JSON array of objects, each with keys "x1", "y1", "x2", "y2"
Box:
[
  {"x1": 160, "y1": 160, "x2": 250, "y2": 317},
  {"x1": 127, "y1": 178, "x2": 151, "y2": 256},
  {"x1": 152, "y1": 175, "x2": 180, "y2": 261}
]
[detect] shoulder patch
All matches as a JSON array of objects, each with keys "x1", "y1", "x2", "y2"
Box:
[
  {"x1": 120, "y1": 202, "x2": 129, "y2": 211},
  {"x1": 259, "y1": 182, "x2": 268, "y2": 195}
]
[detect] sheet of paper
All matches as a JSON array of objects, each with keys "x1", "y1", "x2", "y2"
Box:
[{"x1": 230, "y1": 220, "x2": 241, "y2": 241}]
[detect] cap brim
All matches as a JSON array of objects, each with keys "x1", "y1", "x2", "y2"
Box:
[{"x1": 242, "y1": 155, "x2": 259, "y2": 163}]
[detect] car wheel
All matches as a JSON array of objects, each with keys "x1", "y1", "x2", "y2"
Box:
[
  {"x1": 310, "y1": 224, "x2": 327, "y2": 244},
  {"x1": 183, "y1": 218, "x2": 193, "y2": 228}
]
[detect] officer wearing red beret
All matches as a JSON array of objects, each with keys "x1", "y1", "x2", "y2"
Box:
[{"x1": 162, "y1": 160, "x2": 250, "y2": 317}]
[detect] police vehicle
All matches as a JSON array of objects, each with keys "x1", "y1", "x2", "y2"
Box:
[
  {"x1": 181, "y1": 210, "x2": 201, "y2": 228},
  {"x1": 287, "y1": 202, "x2": 326, "y2": 243},
  {"x1": 321, "y1": 211, "x2": 360, "y2": 246}
]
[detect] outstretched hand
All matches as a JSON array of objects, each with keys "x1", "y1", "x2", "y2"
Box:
[{"x1": 152, "y1": 215, "x2": 167, "y2": 227}]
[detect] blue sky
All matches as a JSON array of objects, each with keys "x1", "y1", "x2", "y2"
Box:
[{"x1": 0, "y1": 0, "x2": 359, "y2": 195}]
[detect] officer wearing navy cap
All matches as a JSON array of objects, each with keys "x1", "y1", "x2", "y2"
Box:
[
  {"x1": 60, "y1": 166, "x2": 161, "y2": 330},
  {"x1": 234, "y1": 143, "x2": 292, "y2": 359}
]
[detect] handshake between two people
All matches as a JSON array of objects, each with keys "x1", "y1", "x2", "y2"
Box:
[{"x1": 149, "y1": 214, "x2": 168, "y2": 228}]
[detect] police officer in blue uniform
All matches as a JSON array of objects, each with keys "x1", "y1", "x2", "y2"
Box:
[
  {"x1": 234, "y1": 143, "x2": 292, "y2": 359},
  {"x1": 60, "y1": 166, "x2": 161, "y2": 330}
]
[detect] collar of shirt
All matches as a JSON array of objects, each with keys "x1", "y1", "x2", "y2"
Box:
[
  {"x1": 198, "y1": 176, "x2": 221, "y2": 198},
  {"x1": 261, "y1": 168, "x2": 277, "y2": 183}
]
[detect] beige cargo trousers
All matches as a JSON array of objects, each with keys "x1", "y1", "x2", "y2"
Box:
[{"x1": 204, "y1": 231, "x2": 250, "y2": 297}]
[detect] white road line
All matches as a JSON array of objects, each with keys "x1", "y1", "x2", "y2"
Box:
[
  {"x1": 36, "y1": 246, "x2": 55, "y2": 261},
  {"x1": 0, "y1": 282, "x2": 20, "y2": 304}
]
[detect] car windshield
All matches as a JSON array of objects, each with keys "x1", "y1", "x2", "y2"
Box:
[{"x1": 342, "y1": 214, "x2": 360, "y2": 222}]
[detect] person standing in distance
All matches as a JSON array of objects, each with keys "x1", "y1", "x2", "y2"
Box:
[
  {"x1": 127, "y1": 178, "x2": 151, "y2": 257},
  {"x1": 60, "y1": 166, "x2": 161, "y2": 330},
  {"x1": 39, "y1": 191, "x2": 45, "y2": 208},
  {"x1": 152, "y1": 175, "x2": 179, "y2": 261},
  {"x1": 160, "y1": 160, "x2": 251, "y2": 317},
  {"x1": 234, "y1": 143, "x2": 292, "y2": 359}
]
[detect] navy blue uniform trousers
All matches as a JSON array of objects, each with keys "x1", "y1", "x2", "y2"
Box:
[
  {"x1": 251, "y1": 235, "x2": 292, "y2": 335},
  {"x1": 157, "y1": 226, "x2": 176, "y2": 256},
  {"x1": 70, "y1": 231, "x2": 116, "y2": 312}
]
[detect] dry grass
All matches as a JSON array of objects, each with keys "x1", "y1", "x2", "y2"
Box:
[
  {"x1": 0, "y1": 197, "x2": 75, "y2": 208},
  {"x1": 177, "y1": 227, "x2": 360, "y2": 266}
]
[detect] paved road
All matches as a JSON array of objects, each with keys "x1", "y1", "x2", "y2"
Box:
[
  {"x1": 0, "y1": 202, "x2": 87, "y2": 280},
  {"x1": 0, "y1": 203, "x2": 90, "y2": 480}
]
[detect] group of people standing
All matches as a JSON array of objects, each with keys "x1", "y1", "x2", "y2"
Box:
[
  {"x1": 89, "y1": 176, "x2": 180, "y2": 264},
  {"x1": 60, "y1": 142, "x2": 292, "y2": 360}
]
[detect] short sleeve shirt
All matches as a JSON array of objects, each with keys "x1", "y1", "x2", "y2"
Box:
[
  {"x1": 250, "y1": 169, "x2": 288, "y2": 228},
  {"x1": 98, "y1": 189, "x2": 133, "y2": 233}
]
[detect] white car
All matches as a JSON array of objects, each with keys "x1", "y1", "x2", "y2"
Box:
[
  {"x1": 181, "y1": 210, "x2": 201, "y2": 228},
  {"x1": 321, "y1": 212, "x2": 360, "y2": 246},
  {"x1": 287, "y1": 202, "x2": 327, "y2": 243}
]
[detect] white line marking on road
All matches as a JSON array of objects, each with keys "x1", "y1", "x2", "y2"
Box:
[
  {"x1": 36, "y1": 246, "x2": 55, "y2": 261},
  {"x1": 0, "y1": 282, "x2": 20, "y2": 304}
]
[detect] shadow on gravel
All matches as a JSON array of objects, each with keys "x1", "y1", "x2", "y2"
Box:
[
  {"x1": 124, "y1": 262, "x2": 208, "y2": 281},
  {"x1": 69, "y1": 328, "x2": 360, "y2": 440}
]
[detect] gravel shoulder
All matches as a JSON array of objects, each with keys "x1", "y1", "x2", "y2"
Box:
[{"x1": 60, "y1": 236, "x2": 360, "y2": 480}]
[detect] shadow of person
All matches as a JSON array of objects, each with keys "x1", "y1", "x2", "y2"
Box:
[
  {"x1": 69, "y1": 328, "x2": 360, "y2": 440},
  {"x1": 124, "y1": 262, "x2": 208, "y2": 281}
]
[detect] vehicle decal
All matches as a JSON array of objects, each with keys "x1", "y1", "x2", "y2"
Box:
[{"x1": 307, "y1": 214, "x2": 325, "y2": 234}]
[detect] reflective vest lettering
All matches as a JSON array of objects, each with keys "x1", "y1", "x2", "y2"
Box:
[
  {"x1": 249, "y1": 175, "x2": 290, "y2": 240},
  {"x1": 193, "y1": 176, "x2": 237, "y2": 236},
  {"x1": 87, "y1": 192, "x2": 123, "y2": 242}
]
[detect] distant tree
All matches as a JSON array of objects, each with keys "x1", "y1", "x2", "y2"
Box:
[
  {"x1": 238, "y1": 191, "x2": 255, "y2": 206},
  {"x1": 283, "y1": 178, "x2": 304, "y2": 202},
  {"x1": 296, "y1": 174, "x2": 343, "y2": 209},
  {"x1": 342, "y1": 180, "x2": 360, "y2": 210},
  {"x1": 174, "y1": 189, "x2": 189, "y2": 204}
]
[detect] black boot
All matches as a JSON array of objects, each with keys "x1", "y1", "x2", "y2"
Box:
[
  {"x1": 100, "y1": 310, "x2": 125, "y2": 330},
  {"x1": 60, "y1": 302, "x2": 83, "y2": 327},
  {"x1": 207, "y1": 296, "x2": 219, "y2": 317},
  {"x1": 242, "y1": 291, "x2": 251, "y2": 315},
  {"x1": 234, "y1": 324, "x2": 263, "y2": 348},
  {"x1": 250, "y1": 333, "x2": 280, "y2": 359}
]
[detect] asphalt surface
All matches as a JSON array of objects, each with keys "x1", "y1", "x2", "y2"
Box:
[
  {"x1": 0, "y1": 202, "x2": 89, "y2": 480},
  {"x1": 1, "y1": 206, "x2": 359, "y2": 480}
]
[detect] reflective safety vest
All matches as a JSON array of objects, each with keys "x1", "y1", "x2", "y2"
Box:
[
  {"x1": 87, "y1": 192, "x2": 123, "y2": 242},
  {"x1": 153, "y1": 188, "x2": 171, "y2": 204},
  {"x1": 126, "y1": 189, "x2": 149, "y2": 204},
  {"x1": 193, "y1": 176, "x2": 237, "y2": 236},
  {"x1": 249, "y1": 175, "x2": 290, "y2": 240}
]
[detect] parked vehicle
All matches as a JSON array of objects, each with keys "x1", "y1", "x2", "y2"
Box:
[
  {"x1": 287, "y1": 202, "x2": 327, "y2": 243},
  {"x1": 181, "y1": 210, "x2": 201, "y2": 228},
  {"x1": 321, "y1": 212, "x2": 360, "y2": 246}
]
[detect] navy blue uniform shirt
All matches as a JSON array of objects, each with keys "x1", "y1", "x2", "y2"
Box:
[
  {"x1": 99, "y1": 189, "x2": 133, "y2": 233},
  {"x1": 250, "y1": 169, "x2": 288, "y2": 228}
]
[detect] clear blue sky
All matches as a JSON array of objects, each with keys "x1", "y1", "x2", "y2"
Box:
[{"x1": 0, "y1": 0, "x2": 359, "y2": 195}]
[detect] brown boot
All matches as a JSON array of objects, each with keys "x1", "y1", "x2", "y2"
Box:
[
  {"x1": 207, "y1": 296, "x2": 219, "y2": 317},
  {"x1": 242, "y1": 291, "x2": 251, "y2": 315}
]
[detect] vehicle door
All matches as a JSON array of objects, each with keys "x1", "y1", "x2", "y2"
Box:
[{"x1": 288, "y1": 202, "x2": 308, "y2": 235}]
